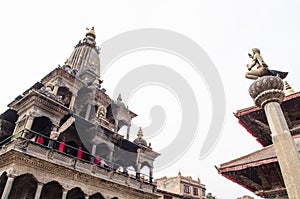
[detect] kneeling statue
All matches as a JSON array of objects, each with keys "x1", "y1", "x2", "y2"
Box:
[{"x1": 245, "y1": 48, "x2": 288, "y2": 80}]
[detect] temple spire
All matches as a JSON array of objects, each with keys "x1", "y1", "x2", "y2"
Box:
[
  {"x1": 284, "y1": 81, "x2": 295, "y2": 96},
  {"x1": 66, "y1": 26, "x2": 100, "y2": 83}
]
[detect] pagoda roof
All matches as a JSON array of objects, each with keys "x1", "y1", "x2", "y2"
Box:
[
  {"x1": 218, "y1": 135, "x2": 300, "y2": 172},
  {"x1": 234, "y1": 92, "x2": 300, "y2": 146},
  {"x1": 216, "y1": 135, "x2": 300, "y2": 198}
]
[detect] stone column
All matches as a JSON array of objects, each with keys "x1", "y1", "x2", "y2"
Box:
[
  {"x1": 149, "y1": 167, "x2": 153, "y2": 183},
  {"x1": 34, "y1": 182, "x2": 43, "y2": 199},
  {"x1": 249, "y1": 76, "x2": 300, "y2": 198},
  {"x1": 136, "y1": 163, "x2": 141, "y2": 180},
  {"x1": 126, "y1": 125, "x2": 131, "y2": 140},
  {"x1": 1, "y1": 174, "x2": 15, "y2": 199},
  {"x1": 91, "y1": 144, "x2": 97, "y2": 156},
  {"x1": 69, "y1": 95, "x2": 76, "y2": 110},
  {"x1": 85, "y1": 104, "x2": 92, "y2": 120},
  {"x1": 25, "y1": 115, "x2": 34, "y2": 130},
  {"x1": 62, "y1": 189, "x2": 68, "y2": 199},
  {"x1": 85, "y1": 195, "x2": 89, "y2": 199},
  {"x1": 90, "y1": 144, "x2": 97, "y2": 163},
  {"x1": 136, "y1": 149, "x2": 141, "y2": 180},
  {"x1": 114, "y1": 119, "x2": 119, "y2": 133},
  {"x1": 52, "y1": 85, "x2": 59, "y2": 95}
]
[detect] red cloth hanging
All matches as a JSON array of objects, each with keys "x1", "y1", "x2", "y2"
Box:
[
  {"x1": 77, "y1": 147, "x2": 82, "y2": 159},
  {"x1": 58, "y1": 141, "x2": 65, "y2": 152},
  {"x1": 94, "y1": 155, "x2": 100, "y2": 165},
  {"x1": 36, "y1": 136, "x2": 43, "y2": 144}
]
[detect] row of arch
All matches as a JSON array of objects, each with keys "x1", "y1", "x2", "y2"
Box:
[
  {"x1": 28, "y1": 116, "x2": 153, "y2": 180},
  {"x1": 0, "y1": 172, "x2": 119, "y2": 199}
]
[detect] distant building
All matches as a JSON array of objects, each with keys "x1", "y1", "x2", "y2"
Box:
[{"x1": 156, "y1": 172, "x2": 206, "y2": 199}]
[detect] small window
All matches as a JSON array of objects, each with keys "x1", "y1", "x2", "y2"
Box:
[
  {"x1": 184, "y1": 185, "x2": 190, "y2": 193},
  {"x1": 193, "y1": 187, "x2": 198, "y2": 195},
  {"x1": 164, "y1": 195, "x2": 172, "y2": 199}
]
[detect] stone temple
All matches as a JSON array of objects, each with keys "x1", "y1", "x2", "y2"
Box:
[{"x1": 0, "y1": 27, "x2": 160, "y2": 199}]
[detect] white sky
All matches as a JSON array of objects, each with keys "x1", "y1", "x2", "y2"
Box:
[{"x1": 1, "y1": 1, "x2": 300, "y2": 198}]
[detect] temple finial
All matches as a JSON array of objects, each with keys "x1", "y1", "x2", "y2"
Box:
[
  {"x1": 86, "y1": 26, "x2": 96, "y2": 39},
  {"x1": 137, "y1": 127, "x2": 143, "y2": 138},
  {"x1": 284, "y1": 81, "x2": 295, "y2": 96},
  {"x1": 117, "y1": 93, "x2": 122, "y2": 102},
  {"x1": 64, "y1": 59, "x2": 72, "y2": 68}
]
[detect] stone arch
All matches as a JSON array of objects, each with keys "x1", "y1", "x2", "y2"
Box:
[
  {"x1": 89, "y1": 192, "x2": 105, "y2": 199},
  {"x1": 30, "y1": 116, "x2": 53, "y2": 145},
  {"x1": 0, "y1": 172, "x2": 8, "y2": 197},
  {"x1": 39, "y1": 181, "x2": 63, "y2": 199},
  {"x1": 66, "y1": 187, "x2": 85, "y2": 199},
  {"x1": 141, "y1": 161, "x2": 152, "y2": 170},
  {"x1": 141, "y1": 161, "x2": 153, "y2": 182},
  {"x1": 8, "y1": 173, "x2": 37, "y2": 199},
  {"x1": 96, "y1": 143, "x2": 110, "y2": 160},
  {"x1": 31, "y1": 116, "x2": 53, "y2": 136},
  {"x1": 57, "y1": 86, "x2": 73, "y2": 107}
]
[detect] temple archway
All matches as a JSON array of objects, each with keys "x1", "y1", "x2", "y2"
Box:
[
  {"x1": 66, "y1": 187, "x2": 85, "y2": 199},
  {"x1": 39, "y1": 181, "x2": 63, "y2": 199},
  {"x1": 96, "y1": 143, "x2": 110, "y2": 160},
  {"x1": 0, "y1": 172, "x2": 8, "y2": 197},
  {"x1": 57, "y1": 86, "x2": 72, "y2": 107},
  {"x1": 89, "y1": 192, "x2": 105, "y2": 199},
  {"x1": 8, "y1": 173, "x2": 37, "y2": 199}
]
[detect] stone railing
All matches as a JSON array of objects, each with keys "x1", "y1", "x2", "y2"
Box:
[{"x1": 0, "y1": 131, "x2": 156, "y2": 194}]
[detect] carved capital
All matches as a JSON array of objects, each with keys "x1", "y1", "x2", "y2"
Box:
[{"x1": 249, "y1": 76, "x2": 285, "y2": 107}]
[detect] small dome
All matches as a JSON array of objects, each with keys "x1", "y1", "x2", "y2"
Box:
[{"x1": 133, "y1": 127, "x2": 147, "y2": 146}]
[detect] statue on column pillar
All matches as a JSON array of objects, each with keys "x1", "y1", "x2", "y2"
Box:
[
  {"x1": 246, "y1": 49, "x2": 300, "y2": 198},
  {"x1": 245, "y1": 48, "x2": 288, "y2": 80}
]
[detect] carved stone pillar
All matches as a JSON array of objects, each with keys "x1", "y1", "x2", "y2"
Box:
[
  {"x1": 52, "y1": 85, "x2": 59, "y2": 95},
  {"x1": 126, "y1": 125, "x2": 131, "y2": 140},
  {"x1": 85, "y1": 195, "x2": 89, "y2": 199},
  {"x1": 62, "y1": 189, "x2": 68, "y2": 199},
  {"x1": 136, "y1": 162, "x2": 141, "y2": 181},
  {"x1": 85, "y1": 104, "x2": 92, "y2": 120},
  {"x1": 25, "y1": 115, "x2": 35, "y2": 130},
  {"x1": 91, "y1": 144, "x2": 97, "y2": 156},
  {"x1": 108, "y1": 150, "x2": 113, "y2": 163},
  {"x1": 69, "y1": 95, "x2": 76, "y2": 110},
  {"x1": 249, "y1": 76, "x2": 300, "y2": 198},
  {"x1": 90, "y1": 144, "x2": 97, "y2": 163},
  {"x1": 34, "y1": 182, "x2": 44, "y2": 199},
  {"x1": 1, "y1": 174, "x2": 15, "y2": 199},
  {"x1": 149, "y1": 167, "x2": 153, "y2": 183},
  {"x1": 114, "y1": 119, "x2": 119, "y2": 133}
]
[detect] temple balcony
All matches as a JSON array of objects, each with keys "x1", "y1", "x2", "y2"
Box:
[{"x1": 0, "y1": 129, "x2": 156, "y2": 194}]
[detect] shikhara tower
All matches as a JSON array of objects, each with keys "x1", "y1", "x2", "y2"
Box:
[{"x1": 0, "y1": 27, "x2": 160, "y2": 199}]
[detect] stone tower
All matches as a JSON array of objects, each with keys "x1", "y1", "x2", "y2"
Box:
[{"x1": 0, "y1": 27, "x2": 160, "y2": 199}]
